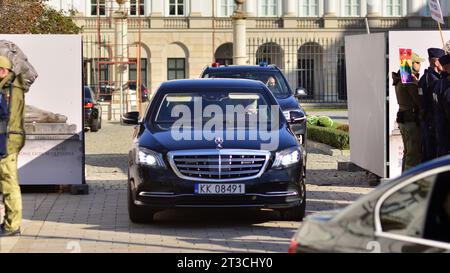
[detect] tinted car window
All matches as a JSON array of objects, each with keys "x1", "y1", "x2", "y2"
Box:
[
  {"x1": 204, "y1": 71, "x2": 292, "y2": 98},
  {"x1": 152, "y1": 90, "x2": 280, "y2": 129},
  {"x1": 380, "y1": 176, "x2": 434, "y2": 238},
  {"x1": 84, "y1": 87, "x2": 93, "y2": 101}
]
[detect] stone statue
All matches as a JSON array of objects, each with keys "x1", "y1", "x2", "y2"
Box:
[{"x1": 25, "y1": 105, "x2": 68, "y2": 124}]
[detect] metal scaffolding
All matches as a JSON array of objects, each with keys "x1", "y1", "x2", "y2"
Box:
[{"x1": 83, "y1": 0, "x2": 144, "y2": 120}]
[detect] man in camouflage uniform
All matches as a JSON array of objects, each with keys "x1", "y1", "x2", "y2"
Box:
[
  {"x1": 0, "y1": 56, "x2": 26, "y2": 237},
  {"x1": 392, "y1": 52, "x2": 425, "y2": 172}
]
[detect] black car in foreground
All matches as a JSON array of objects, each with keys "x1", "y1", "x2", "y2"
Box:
[
  {"x1": 201, "y1": 64, "x2": 307, "y2": 148},
  {"x1": 123, "y1": 79, "x2": 306, "y2": 223},
  {"x1": 84, "y1": 86, "x2": 102, "y2": 132},
  {"x1": 289, "y1": 156, "x2": 450, "y2": 253}
]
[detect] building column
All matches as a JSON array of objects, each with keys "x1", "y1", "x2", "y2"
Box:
[
  {"x1": 324, "y1": 0, "x2": 337, "y2": 16},
  {"x1": 367, "y1": 0, "x2": 381, "y2": 17},
  {"x1": 283, "y1": 0, "x2": 296, "y2": 16},
  {"x1": 190, "y1": 0, "x2": 203, "y2": 16},
  {"x1": 407, "y1": 0, "x2": 421, "y2": 28},
  {"x1": 233, "y1": 2, "x2": 247, "y2": 65},
  {"x1": 366, "y1": 0, "x2": 381, "y2": 28},
  {"x1": 244, "y1": 0, "x2": 257, "y2": 17},
  {"x1": 150, "y1": 0, "x2": 164, "y2": 16},
  {"x1": 283, "y1": 0, "x2": 297, "y2": 28},
  {"x1": 189, "y1": 0, "x2": 212, "y2": 28},
  {"x1": 407, "y1": 0, "x2": 421, "y2": 16},
  {"x1": 324, "y1": 0, "x2": 338, "y2": 28}
]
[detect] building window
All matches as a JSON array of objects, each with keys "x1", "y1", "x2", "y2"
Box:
[
  {"x1": 300, "y1": 0, "x2": 319, "y2": 17},
  {"x1": 91, "y1": 0, "x2": 106, "y2": 16},
  {"x1": 168, "y1": 58, "x2": 185, "y2": 80},
  {"x1": 129, "y1": 58, "x2": 148, "y2": 87},
  {"x1": 385, "y1": 0, "x2": 402, "y2": 16},
  {"x1": 343, "y1": 0, "x2": 361, "y2": 16},
  {"x1": 219, "y1": 0, "x2": 236, "y2": 17},
  {"x1": 130, "y1": 0, "x2": 145, "y2": 16},
  {"x1": 260, "y1": 0, "x2": 278, "y2": 17},
  {"x1": 169, "y1": 0, "x2": 185, "y2": 16}
]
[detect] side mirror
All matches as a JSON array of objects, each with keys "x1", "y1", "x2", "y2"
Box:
[
  {"x1": 295, "y1": 87, "x2": 308, "y2": 98},
  {"x1": 122, "y1": 111, "x2": 140, "y2": 125}
]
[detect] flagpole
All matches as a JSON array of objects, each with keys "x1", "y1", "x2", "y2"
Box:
[{"x1": 438, "y1": 22, "x2": 446, "y2": 52}]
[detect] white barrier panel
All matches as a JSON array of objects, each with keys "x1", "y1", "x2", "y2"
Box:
[
  {"x1": 0, "y1": 35, "x2": 83, "y2": 185},
  {"x1": 345, "y1": 33, "x2": 387, "y2": 178}
]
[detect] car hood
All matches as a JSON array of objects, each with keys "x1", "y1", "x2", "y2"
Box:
[
  {"x1": 276, "y1": 96, "x2": 303, "y2": 112},
  {"x1": 138, "y1": 125, "x2": 298, "y2": 153}
]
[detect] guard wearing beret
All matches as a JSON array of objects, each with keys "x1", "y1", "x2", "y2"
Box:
[
  {"x1": 434, "y1": 54, "x2": 450, "y2": 157},
  {"x1": 418, "y1": 48, "x2": 445, "y2": 162}
]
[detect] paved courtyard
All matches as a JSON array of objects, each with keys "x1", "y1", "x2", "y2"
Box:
[{"x1": 0, "y1": 121, "x2": 374, "y2": 253}]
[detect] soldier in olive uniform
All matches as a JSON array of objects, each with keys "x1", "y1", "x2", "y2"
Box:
[
  {"x1": 418, "y1": 48, "x2": 445, "y2": 162},
  {"x1": 392, "y1": 52, "x2": 425, "y2": 172},
  {"x1": 434, "y1": 54, "x2": 450, "y2": 157},
  {"x1": 0, "y1": 56, "x2": 26, "y2": 237}
]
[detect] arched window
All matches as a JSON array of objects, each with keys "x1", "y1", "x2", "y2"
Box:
[
  {"x1": 215, "y1": 43, "x2": 234, "y2": 65},
  {"x1": 256, "y1": 42, "x2": 284, "y2": 68}
]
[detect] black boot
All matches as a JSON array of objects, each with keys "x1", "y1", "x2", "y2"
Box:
[{"x1": 0, "y1": 228, "x2": 21, "y2": 237}]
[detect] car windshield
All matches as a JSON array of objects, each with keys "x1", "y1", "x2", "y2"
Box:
[
  {"x1": 153, "y1": 90, "x2": 280, "y2": 129},
  {"x1": 203, "y1": 71, "x2": 292, "y2": 98}
]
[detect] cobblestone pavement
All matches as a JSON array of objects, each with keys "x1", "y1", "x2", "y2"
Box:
[{"x1": 0, "y1": 121, "x2": 375, "y2": 253}]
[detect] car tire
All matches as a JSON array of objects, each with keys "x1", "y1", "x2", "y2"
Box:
[
  {"x1": 279, "y1": 177, "x2": 306, "y2": 221},
  {"x1": 91, "y1": 118, "x2": 99, "y2": 132},
  {"x1": 98, "y1": 117, "x2": 102, "y2": 130},
  {"x1": 127, "y1": 181, "x2": 155, "y2": 223}
]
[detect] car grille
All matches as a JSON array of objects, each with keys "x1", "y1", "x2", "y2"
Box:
[{"x1": 168, "y1": 150, "x2": 271, "y2": 182}]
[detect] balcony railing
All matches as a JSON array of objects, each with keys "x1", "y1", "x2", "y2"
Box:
[
  {"x1": 76, "y1": 16, "x2": 450, "y2": 31},
  {"x1": 214, "y1": 18, "x2": 233, "y2": 29},
  {"x1": 164, "y1": 18, "x2": 189, "y2": 29},
  {"x1": 378, "y1": 18, "x2": 408, "y2": 28},
  {"x1": 128, "y1": 18, "x2": 150, "y2": 29},
  {"x1": 337, "y1": 18, "x2": 366, "y2": 29},
  {"x1": 297, "y1": 18, "x2": 323, "y2": 29},
  {"x1": 255, "y1": 18, "x2": 283, "y2": 28}
]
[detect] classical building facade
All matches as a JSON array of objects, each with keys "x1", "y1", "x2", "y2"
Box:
[{"x1": 48, "y1": 0, "x2": 450, "y2": 104}]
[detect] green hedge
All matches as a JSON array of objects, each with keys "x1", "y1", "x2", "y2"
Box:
[{"x1": 307, "y1": 124, "x2": 350, "y2": 150}]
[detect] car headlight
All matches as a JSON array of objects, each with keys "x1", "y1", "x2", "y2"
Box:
[
  {"x1": 283, "y1": 110, "x2": 306, "y2": 123},
  {"x1": 273, "y1": 147, "x2": 301, "y2": 168},
  {"x1": 137, "y1": 147, "x2": 165, "y2": 167}
]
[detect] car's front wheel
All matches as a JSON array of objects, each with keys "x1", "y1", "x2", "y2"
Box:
[{"x1": 128, "y1": 181, "x2": 155, "y2": 223}]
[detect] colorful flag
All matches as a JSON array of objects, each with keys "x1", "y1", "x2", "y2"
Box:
[{"x1": 399, "y1": 48, "x2": 413, "y2": 84}]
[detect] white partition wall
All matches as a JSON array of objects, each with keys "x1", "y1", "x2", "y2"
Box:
[
  {"x1": 0, "y1": 35, "x2": 84, "y2": 185},
  {"x1": 345, "y1": 33, "x2": 387, "y2": 178}
]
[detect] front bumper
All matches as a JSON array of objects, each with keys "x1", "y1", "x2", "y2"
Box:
[{"x1": 129, "y1": 162, "x2": 304, "y2": 210}]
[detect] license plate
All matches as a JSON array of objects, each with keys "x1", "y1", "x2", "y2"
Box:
[{"x1": 194, "y1": 184, "x2": 245, "y2": 195}]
